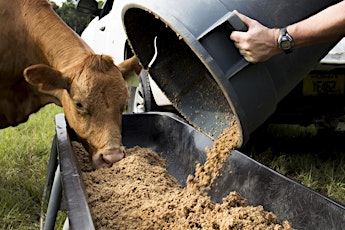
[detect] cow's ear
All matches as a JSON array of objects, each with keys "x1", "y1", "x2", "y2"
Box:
[
  {"x1": 24, "y1": 64, "x2": 69, "y2": 92},
  {"x1": 118, "y1": 56, "x2": 142, "y2": 80}
]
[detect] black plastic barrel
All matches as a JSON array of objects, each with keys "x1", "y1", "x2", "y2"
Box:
[{"x1": 121, "y1": 0, "x2": 341, "y2": 145}]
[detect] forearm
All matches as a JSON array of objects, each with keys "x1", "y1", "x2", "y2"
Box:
[{"x1": 287, "y1": 1, "x2": 345, "y2": 48}]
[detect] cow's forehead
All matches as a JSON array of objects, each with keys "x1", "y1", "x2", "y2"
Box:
[
  {"x1": 71, "y1": 65, "x2": 120, "y2": 88},
  {"x1": 69, "y1": 69, "x2": 127, "y2": 103}
]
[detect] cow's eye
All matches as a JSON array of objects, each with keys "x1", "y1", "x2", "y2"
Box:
[
  {"x1": 75, "y1": 102, "x2": 83, "y2": 109},
  {"x1": 75, "y1": 102, "x2": 89, "y2": 115}
]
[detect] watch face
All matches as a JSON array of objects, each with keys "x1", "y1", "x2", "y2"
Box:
[
  {"x1": 281, "y1": 40, "x2": 291, "y2": 49},
  {"x1": 278, "y1": 29, "x2": 294, "y2": 53}
]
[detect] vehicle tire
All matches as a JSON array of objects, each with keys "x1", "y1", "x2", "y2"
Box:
[{"x1": 127, "y1": 70, "x2": 157, "y2": 113}]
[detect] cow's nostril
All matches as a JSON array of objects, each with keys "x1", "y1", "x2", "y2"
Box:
[
  {"x1": 94, "y1": 148, "x2": 126, "y2": 168},
  {"x1": 100, "y1": 154, "x2": 111, "y2": 165},
  {"x1": 99, "y1": 149, "x2": 125, "y2": 167}
]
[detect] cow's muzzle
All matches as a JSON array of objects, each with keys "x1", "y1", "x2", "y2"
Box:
[{"x1": 93, "y1": 146, "x2": 126, "y2": 169}]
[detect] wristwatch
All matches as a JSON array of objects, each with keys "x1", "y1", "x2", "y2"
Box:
[{"x1": 278, "y1": 27, "x2": 294, "y2": 54}]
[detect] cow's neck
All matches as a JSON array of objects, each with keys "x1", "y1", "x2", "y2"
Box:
[
  {"x1": 0, "y1": 81, "x2": 54, "y2": 128},
  {"x1": 22, "y1": 0, "x2": 93, "y2": 70}
]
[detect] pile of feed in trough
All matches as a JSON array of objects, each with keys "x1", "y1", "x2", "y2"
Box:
[{"x1": 73, "y1": 120, "x2": 292, "y2": 229}]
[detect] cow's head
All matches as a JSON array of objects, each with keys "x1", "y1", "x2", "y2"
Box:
[{"x1": 24, "y1": 55, "x2": 142, "y2": 169}]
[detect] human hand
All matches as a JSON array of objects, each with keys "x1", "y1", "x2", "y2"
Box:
[{"x1": 230, "y1": 11, "x2": 281, "y2": 63}]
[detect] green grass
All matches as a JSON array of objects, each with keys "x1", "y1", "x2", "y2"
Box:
[
  {"x1": 246, "y1": 124, "x2": 345, "y2": 205},
  {"x1": 252, "y1": 150, "x2": 345, "y2": 203},
  {"x1": 0, "y1": 104, "x2": 62, "y2": 229}
]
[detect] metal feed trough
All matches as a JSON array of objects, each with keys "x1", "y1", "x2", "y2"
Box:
[{"x1": 40, "y1": 112, "x2": 345, "y2": 229}]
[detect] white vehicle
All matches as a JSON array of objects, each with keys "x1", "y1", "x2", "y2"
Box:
[{"x1": 77, "y1": 0, "x2": 171, "y2": 113}]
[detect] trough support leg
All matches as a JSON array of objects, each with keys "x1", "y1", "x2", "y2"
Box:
[
  {"x1": 40, "y1": 135, "x2": 59, "y2": 230},
  {"x1": 44, "y1": 164, "x2": 62, "y2": 230}
]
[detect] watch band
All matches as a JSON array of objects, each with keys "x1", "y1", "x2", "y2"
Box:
[
  {"x1": 278, "y1": 27, "x2": 294, "y2": 54},
  {"x1": 279, "y1": 27, "x2": 288, "y2": 37}
]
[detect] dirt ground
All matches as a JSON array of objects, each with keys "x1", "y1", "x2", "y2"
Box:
[{"x1": 73, "y1": 120, "x2": 293, "y2": 230}]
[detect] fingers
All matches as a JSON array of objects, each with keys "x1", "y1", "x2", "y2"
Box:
[
  {"x1": 230, "y1": 33, "x2": 252, "y2": 62},
  {"x1": 229, "y1": 11, "x2": 253, "y2": 44},
  {"x1": 239, "y1": 51, "x2": 258, "y2": 64},
  {"x1": 232, "y1": 37, "x2": 261, "y2": 63},
  {"x1": 229, "y1": 11, "x2": 270, "y2": 63},
  {"x1": 229, "y1": 30, "x2": 247, "y2": 48},
  {"x1": 234, "y1": 44, "x2": 258, "y2": 63},
  {"x1": 230, "y1": 28, "x2": 249, "y2": 56}
]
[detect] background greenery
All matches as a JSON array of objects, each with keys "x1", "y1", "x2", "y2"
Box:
[{"x1": 50, "y1": 0, "x2": 103, "y2": 35}]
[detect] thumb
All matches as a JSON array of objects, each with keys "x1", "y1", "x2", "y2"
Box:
[{"x1": 233, "y1": 10, "x2": 253, "y2": 28}]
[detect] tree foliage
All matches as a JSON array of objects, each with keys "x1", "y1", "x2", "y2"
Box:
[{"x1": 50, "y1": 0, "x2": 96, "y2": 35}]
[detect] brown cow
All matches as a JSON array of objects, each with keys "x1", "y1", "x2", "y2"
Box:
[{"x1": 0, "y1": 0, "x2": 142, "y2": 168}]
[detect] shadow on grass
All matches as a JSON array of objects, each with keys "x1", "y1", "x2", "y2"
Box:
[{"x1": 241, "y1": 123, "x2": 345, "y2": 205}]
